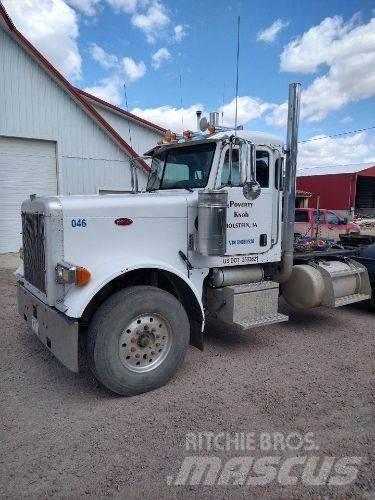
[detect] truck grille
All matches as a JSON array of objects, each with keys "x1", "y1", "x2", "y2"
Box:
[{"x1": 22, "y1": 212, "x2": 46, "y2": 292}]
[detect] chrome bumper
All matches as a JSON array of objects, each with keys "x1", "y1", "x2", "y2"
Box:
[{"x1": 17, "y1": 282, "x2": 79, "y2": 372}]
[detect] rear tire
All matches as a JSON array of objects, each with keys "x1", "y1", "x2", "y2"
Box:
[{"x1": 87, "y1": 285, "x2": 190, "y2": 396}]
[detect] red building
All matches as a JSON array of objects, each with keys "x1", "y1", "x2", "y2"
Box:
[{"x1": 297, "y1": 163, "x2": 375, "y2": 216}]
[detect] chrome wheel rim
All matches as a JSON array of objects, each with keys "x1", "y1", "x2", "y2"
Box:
[{"x1": 118, "y1": 313, "x2": 172, "y2": 372}]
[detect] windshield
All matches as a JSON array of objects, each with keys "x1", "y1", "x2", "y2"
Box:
[{"x1": 147, "y1": 142, "x2": 216, "y2": 191}]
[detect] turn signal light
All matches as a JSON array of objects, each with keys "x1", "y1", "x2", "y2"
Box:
[
  {"x1": 208, "y1": 124, "x2": 216, "y2": 134},
  {"x1": 75, "y1": 266, "x2": 91, "y2": 287}
]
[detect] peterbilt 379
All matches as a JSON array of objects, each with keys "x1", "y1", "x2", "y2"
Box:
[{"x1": 16, "y1": 84, "x2": 371, "y2": 395}]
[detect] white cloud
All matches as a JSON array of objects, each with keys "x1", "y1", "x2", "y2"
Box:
[
  {"x1": 257, "y1": 19, "x2": 289, "y2": 43},
  {"x1": 131, "y1": 0, "x2": 170, "y2": 43},
  {"x1": 122, "y1": 57, "x2": 146, "y2": 81},
  {"x1": 105, "y1": 0, "x2": 139, "y2": 13},
  {"x1": 131, "y1": 103, "x2": 204, "y2": 132},
  {"x1": 151, "y1": 47, "x2": 171, "y2": 69},
  {"x1": 89, "y1": 43, "x2": 119, "y2": 68},
  {"x1": 268, "y1": 15, "x2": 375, "y2": 127},
  {"x1": 340, "y1": 116, "x2": 353, "y2": 124},
  {"x1": 219, "y1": 96, "x2": 275, "y2": 127},
  {"x1": 174, "y1": 24, "x2": 186, "y2": 42},
  {"x1": 3, "y1": 0, "x2": 82, "y2": 81},
  {"x1": 298, "y1": 132, "x2": 375, "y2": 168},
  {"x1": 66, "y1": 0, "x2": 101, "y2": 16},
  {"x1": 84, "y1": 74, "x2": 123, "y2": 105},
  {"x1": 131, "y1": 95, "x2": 275, "y2": 132}
]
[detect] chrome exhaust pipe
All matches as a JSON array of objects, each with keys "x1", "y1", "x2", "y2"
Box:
[{"x1": 274, "y1": 83, "x2": 301, "y2": 283}]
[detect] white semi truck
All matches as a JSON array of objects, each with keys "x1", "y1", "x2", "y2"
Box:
[{"x1": 17, "y1": 84, "x2": 371, "y2": 395}]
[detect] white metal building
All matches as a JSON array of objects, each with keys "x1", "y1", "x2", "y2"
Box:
[{"x1": 0, "y1": 3, "x2": 165, "y2": 252}]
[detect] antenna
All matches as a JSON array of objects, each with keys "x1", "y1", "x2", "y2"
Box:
[
  {"x1": 123, "y1": 83, "x2": 133, "y2": 150},
  {"x1": 222, "y1": 82, "x2": 225, "y2": 125},
  {"x1": 179, "y1": 74, "x2": 184, "y2": 133},
  {"x1": 234, "y1": 15, "x2": 240, "y2": 136}
]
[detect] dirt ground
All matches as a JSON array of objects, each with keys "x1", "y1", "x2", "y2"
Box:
[{"x1": 0, "y1": 269, "x2": 374, "y2": 499}]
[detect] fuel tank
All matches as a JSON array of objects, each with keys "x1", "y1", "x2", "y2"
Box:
[{"x1": 281, "y1": 259, "x2": 371, "y2": 309}]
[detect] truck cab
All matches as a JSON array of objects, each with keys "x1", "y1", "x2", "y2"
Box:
[
  {"x1": 16, "y1": 84, "x2": 371, "y2": 396},
  {"x1": 294, "y1": 208, "x2": 360, "y2": 241}
]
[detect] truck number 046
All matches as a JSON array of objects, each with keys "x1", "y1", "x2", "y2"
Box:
[{"x1": 71, "y1": 218, "x2": 87, "y2": 228}]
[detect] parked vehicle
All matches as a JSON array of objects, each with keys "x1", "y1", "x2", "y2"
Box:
[
  {"x1": 353, "y1": 244, "x2": 375, "y2": 310},
  {"x1": 16, "y1": 84, "x2": 371, "y2": 396},
  {"x1": 294, "y1": 208, "x2": 360, "y2": 241}
]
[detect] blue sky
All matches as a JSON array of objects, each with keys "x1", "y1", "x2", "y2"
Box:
[{"x1": 3, "y1": 0, "x2": 375, "y2": 167}]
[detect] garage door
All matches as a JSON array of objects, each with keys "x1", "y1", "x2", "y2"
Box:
[{"x1": 0, "y1": 137, "x2": 57, "y2": 253}]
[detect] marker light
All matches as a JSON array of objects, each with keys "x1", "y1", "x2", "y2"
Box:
[
  {"x1": 208, "y1": 124, "x2": 216, "y2": 134},
  {"x1": 75, "y1": 266, "x2": 91, "y2": 287},
  {"x1": 183, "y1": 130, "x2": 191, "y2": 139},
  {"x1": 55, "y1": 262, "x2": 91, "y2": 287}
]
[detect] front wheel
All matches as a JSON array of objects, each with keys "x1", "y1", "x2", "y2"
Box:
[{"x1": 87, "y1": 285, "x2": 190, "y2": 396}]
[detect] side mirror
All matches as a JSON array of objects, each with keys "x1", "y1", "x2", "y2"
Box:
[
  {"x1": 243, "y1": 179, "x2": 261, "y2": 200},
  {"x1": 242, "y1": 143, "x2": 261, "y2": 200}
]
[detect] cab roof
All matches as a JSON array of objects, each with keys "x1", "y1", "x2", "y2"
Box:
[
  {"x1": 210, "y1": 130, "x2": 283, "y2": 147},
  {"x1": 146, "y1": 129, "x2": 284, "y2": 156}
]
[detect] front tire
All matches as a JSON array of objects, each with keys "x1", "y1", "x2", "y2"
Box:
[{"x1": 87, "y1": 285, "x2": 190, "y2": 396}]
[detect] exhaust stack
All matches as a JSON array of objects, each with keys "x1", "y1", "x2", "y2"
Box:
[
  {"x1": 274, "y1": 83, "x2": 301, "y2": 283},
  {"x1": 196, "y1": 110, "x2": 202, "y2": 132}
]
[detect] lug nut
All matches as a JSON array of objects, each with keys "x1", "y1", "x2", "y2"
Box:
[
  {"x1": 131, "y1": 337, "x2": 136, "y2": 343},
  {"x1": 135, "y1": 353, "x2": 140, "y2": 359},
  {"x1": 131, "y1": 347, "x2": 136, "y2": 352}
]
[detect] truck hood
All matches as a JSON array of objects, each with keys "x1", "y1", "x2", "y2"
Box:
[{"x1": 56, "y1": 191, "x2": 194, "y2": 219}]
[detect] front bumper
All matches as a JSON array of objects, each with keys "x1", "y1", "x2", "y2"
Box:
[{"x1": 17, "y1": 282, "x2": 79, "y2": 372}]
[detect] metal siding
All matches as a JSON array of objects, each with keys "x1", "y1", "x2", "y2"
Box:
[
  {"x1": 0, "y1": 136, "x2": 57, "y2": 252},
  {"x1": 0, "y1": 27, "x2": 147, "y2": 197},
  {"x1": 92, "y1": 104, "x2": 160, "y2": 156},
  {"x1": 297, "y1": 173, "x2": 354, "y2": 210}
]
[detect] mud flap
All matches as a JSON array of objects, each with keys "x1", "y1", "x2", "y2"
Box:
[{"x1": 189, "y1": 319, "x2": 204, "y2": 351}]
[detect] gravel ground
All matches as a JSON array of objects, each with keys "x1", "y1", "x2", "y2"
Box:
[{"x1": 0, "y1": 269, "x2": 374, "y2": 499}]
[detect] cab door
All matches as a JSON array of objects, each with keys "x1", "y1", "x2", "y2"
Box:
[{"x1": 217, "y1": 145, "x2": 277, "y2": 255}]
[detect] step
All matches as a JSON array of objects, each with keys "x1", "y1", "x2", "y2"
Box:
[
  {"x1": 235, "y1": 312, "x2": 289, "y2": 330},
  {"x1": 334, "y1": 293, "x2": 371, "y2": 308}
]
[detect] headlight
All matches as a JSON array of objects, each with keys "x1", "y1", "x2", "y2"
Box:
[{"x1": 55, "y1": 262, "x2": 91, "y2": 287}]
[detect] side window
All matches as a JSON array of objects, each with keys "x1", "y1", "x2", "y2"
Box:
[
  {"x1": 327, "y1": 211, "x2": 340, "y2": 225},
  {"x1": 256, "y1": 151, "x2": 269, "y2": 188},
  {"x1": 221, "y1": 149, "x2": 240, "y2": 186},
  {"x1": 148, "y1": 151, "x2": 166, "y2": 190},
  {"x1": 313, "y1": 210, "x2": 324, "y2": 222},
  {"x1": 295, "y1": 210, "x2": 309, "y2": 222}
]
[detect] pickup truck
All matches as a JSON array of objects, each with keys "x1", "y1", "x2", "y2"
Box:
[{"x1": 294, "y1": 208, "x2": 360, "y2": 242}]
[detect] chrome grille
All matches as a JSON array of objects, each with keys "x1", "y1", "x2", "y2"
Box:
[{"x1": 22, "y1": 212, "x2": 46, "y2": 292}]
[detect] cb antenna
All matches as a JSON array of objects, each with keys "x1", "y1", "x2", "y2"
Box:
[
  {"x1": 179, "y1": 74, "x2": 184, "y2": 133},
  {"x1": 234, "y1": 15, "x2": 240, "y2": 137},
  {"x1": 123, "y1": 82, "x2": 133, "y2": 150}
]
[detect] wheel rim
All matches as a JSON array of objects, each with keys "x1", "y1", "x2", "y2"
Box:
[{"x1": 118, "y1": 313, "x2": 172, "y2": 373}]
